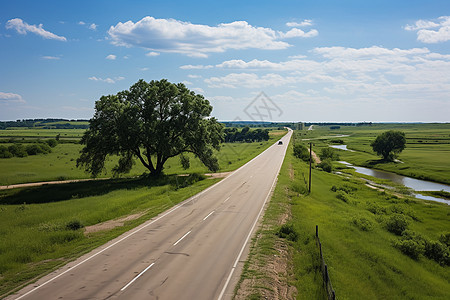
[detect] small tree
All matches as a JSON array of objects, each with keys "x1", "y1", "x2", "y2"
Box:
[
  {"x1": 77, "y1": 79, "x2": 224, "y2": 177},
  {"x1": 371, "y1": 130, "x2": 406, "y2": 161}
]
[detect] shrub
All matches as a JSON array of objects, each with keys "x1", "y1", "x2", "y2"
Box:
[
  {"x1": 336, "y1": 190, "x2": 349, "y2": 202},
  {"x1": 46, "y1": 139, "x2": 58, "y2": 147},
  {"x1": 318, "y1": 158, "x2": 333, "y2": 173},
  {"x1": 439, "y1": 232, "x2": 450, "y2": 247},
  {"x1": 0, "y1": 145, "x2": 13, "y2": 158},
  {"x1": 424, "y1": 240, "x2": 450, "y2": 266},
  {"x1": 65, "y1": 219, "x2": 84, "y2": 230},
  {"x1": 319, "y1": 147, "x2": 339, "y2": 161},
  {"x1": 394, "y1": 239, "x2": 424, "y2": 260},
  {"x1": 276, "y1": 223, "x2": 299, "y2": 241},
  {"x1": 386, "y1": 214, "x2": 408, "y2": 235},
  {"x1": 293, "y1": 143, "x2": 310, "y2": 162},
  {"x1": 8, "y1": 144, "x2": 28, "y2": 157},
  {"x1": 352, "y1": 217, "x2": 374, "y2": 231}
]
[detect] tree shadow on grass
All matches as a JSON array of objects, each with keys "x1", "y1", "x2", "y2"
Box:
[
  {"x1": 365, "y1": 159, "x2": 391, "y2": 167},
  {"x1": 0, "y1": 175, "x2": 176, "y2": 205}
]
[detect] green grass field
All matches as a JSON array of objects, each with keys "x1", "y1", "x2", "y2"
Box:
[
  {"x1": 297, "y1": 123, "x2": 450, "y2": 185},
  {"x1": 0, "y1": 129, "x2": 286, "y2": 186},
  {"x1": 238, "y1": 133, "x2": 450, "y2": 299}
]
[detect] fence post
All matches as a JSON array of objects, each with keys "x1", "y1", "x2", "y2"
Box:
[{"x1": 316, "y1": 225, "x2": 318, "y2": 237}]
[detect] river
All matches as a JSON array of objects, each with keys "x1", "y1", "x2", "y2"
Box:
[{"x1": 339, "y1": 161, "x2": 450, "y2": 205}]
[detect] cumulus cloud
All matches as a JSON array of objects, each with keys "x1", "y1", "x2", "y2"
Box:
[
  {"x1": 180, "y1": 64, "x2": 214, "y2": 70},
  {"x1": 405, "y1": 16, "x2": 450, "y2": 43},
  {"x1": 200, "y1": 46, "x2": 450, "y2": 107},
  {"x1": 108, "y1": 16, "x2": 318, "y2": 57},
  {"x1": 0, "y1": 92, "x2": 25, "y2": 103},
  {"x1": 89, "y1": 23, "x2": 98, "y2": 30},
  {"x1": 5, "y1": 18, "x2": 66, "y2": 41},
  {"x1": 286, "y1": 20, "x2": 313, "y2": 27},
  {"x1": 41, "y1": 55, "x2": 61, "y2": 60},
  {"x1": 146, "y1": 51, "x2": 160, "y2": 57},
  {"x1": 105, "y1": 54, "x2": 116, "y2": 60},
  {"x1": 89, "y1": 76, "x2": 124, "y2": 84}
]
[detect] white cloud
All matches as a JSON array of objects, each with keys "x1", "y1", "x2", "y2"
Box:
[
  {"x1": 286, "y1": 20, "x2": 313, "y2": 27},
  {"x1": 78, "y1": 21, "x2": 86, "y2": 25},
  {"x1": 180, "y1": 64, "x2": 214, "y2": 70},
  {"x1": 146, "y1": 51, "x2": 160, "y2": 57},
  {"x1": 182, "y1": 80, "x2": 193, "y2": 85},
  {"x1": 205, "y1": 73, "x2": 298, "y2": 88},
  {"x1": 405, "y1": 16, "x2": 450, "y2": 43},
  {"x1": 108, "y1": 16, "x2": 318, "y2": 57},
  {"x1": 106, "y1": 54, "x2": 117, "y2": 60},
  {"x1": 0, "y1": 92, "x2": 25, "y2": 103},
  {"x1": 89, "y1": 76, "x2": 124, "y2": 84},
  {"x1": 41, "y1": 55, "x2": 61, "y2": 60},
  {"x1": 89, "y1": 23, "x2": 98, "y2": 30},
  {"x1": 192, "y1": 87, "x2": 204, "y2": 94},
  {"x1": 6, "y1": 18, "x2": 67, "y2": 41},
  {"x1": 188, "y1": 74, "x2": 201, "y2": 79}
]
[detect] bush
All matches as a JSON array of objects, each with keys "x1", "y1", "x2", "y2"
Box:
[
  {"x1": 0, "y1": 145, "x2": 13, "y2": 158},
  {"x1": 352, "y1": 217, "x2": 374, "y2": 231},
  {"x1": 46, "y1": 139, "x2": 58, "y2": 147},
  {"x1": 439, "y1": 232, "x2": 450, "y2": 247},
  {"x1": 293, "y1": 143, "x2": 310, "y2": 162},
  {"x1": 25, "y1": 143, "x2": 52, "y2": 155},
  {"x1": 318, "y1": 158, "x2": 333, "y2": 173},
  {"x1": 395, "y1": 239, "x2": 424, "y2": 260},
  {"x1": 386, "y1": 214, "x2": 408, "y2": 235},
  {"x1": 276, "y1": 223, "x2": 299, "y2": 241},
  {"x1": 8, "y1": 144, "x2": 28, "y2": 157},
  {"x1": 319, "y1": 147, "x2": 339, "y2": 161},
  {"x1": 65, "y1": 219, "x2": 84, "y2": 230},
  {"x1": 336, "y1": 190, "x2": 349, "y2": 202},
  {"x1": 424, "y1": 240, "x2": 450, "y2": 266}
]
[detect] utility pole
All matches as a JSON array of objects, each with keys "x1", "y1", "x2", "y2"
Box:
[{"x1": 309, "y1": 142, "x2": 312, "y2": 193}]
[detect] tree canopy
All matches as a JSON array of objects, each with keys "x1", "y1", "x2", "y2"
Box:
[
  {"x1": 371, "y1": 130, "x2": 406, "y2": 161},
  {"x1": 77, "y1": 79, "x2": 224, "y2": 177}
]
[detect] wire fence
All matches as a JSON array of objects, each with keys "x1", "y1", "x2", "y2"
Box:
[{"x1": 316, "y1": 225, "x2": 336, "y2": 300}]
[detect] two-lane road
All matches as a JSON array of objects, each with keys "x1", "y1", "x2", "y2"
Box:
[{"x1": 9, "y1": 129, "x2": 292, "y2": 300}]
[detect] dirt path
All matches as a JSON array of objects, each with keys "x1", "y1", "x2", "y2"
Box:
[
  {"x1": 0, "y1": 178, "x2": 109, "y2": 190},
  {"x1": 309, "y1": 149, "x2": 321, "y2": 164}
]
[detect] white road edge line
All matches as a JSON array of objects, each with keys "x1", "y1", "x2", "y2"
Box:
[
  {"x1": 120, "y1": 263, "x2": 155, "y2": 291},
  {"x1": 13, "y1": 132, "x2": 288, "y2": 300},
  {"x1": 223, "y1": 196, "x2": 230, "y2": 203},
  {"x1": 217, "y1": 131, "x2": 290, "y2": 300},
  {"x1": 173, "y1": 231, "x2": 192, "y2": 246},
  {"x1": 203, "y1": 211, "x2": 215, "y2": 221}
]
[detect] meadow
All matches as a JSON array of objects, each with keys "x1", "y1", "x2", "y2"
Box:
[
  {"x1": 0, "y1": 128, "x2": 286, "y2": 186},
  {"x1": 236, "y1": 131, "x2": 450, "y2": 299},
  {"x1": 0, "y1": 127, "x2": 286, "y2": 297},
  {"x1": 299, "y1": 123, "x2": 450, "y2": 185}
]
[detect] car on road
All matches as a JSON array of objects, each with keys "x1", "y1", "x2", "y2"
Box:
[{"x1": 278, "y1": 140, "x2": 283, "y2": 145}]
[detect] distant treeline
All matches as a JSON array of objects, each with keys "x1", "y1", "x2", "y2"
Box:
[
  {"x1": 0, "y1": 139, "x2": 57, "y2": 158},
  {"x1": 224, "y1": 127, "x2": 270, "y2": 143},
  {"x1": 0, "y1": 119, "x2": 89, "y2": 130}
]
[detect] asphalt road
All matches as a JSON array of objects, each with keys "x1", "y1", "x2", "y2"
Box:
[{"x1": 9, "y1": 129, "x2": 292, "y2": 300}]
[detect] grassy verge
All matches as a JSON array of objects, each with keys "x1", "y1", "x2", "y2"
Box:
[{"x1": 237, "y1": 131, "x2": 450, "y2": 299}]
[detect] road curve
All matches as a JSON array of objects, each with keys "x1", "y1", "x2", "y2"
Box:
[{"x1": 8, "y1": 129, "x2": 292, "y2": 300}]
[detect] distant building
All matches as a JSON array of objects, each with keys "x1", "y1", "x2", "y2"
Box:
[{"x1": 296, "y1": 122, "x2": 304, "y2": 130}]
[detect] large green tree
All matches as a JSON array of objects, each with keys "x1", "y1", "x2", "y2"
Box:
[
  {"x1": 371, "y1": 130, "x2": 406, "y2": 161},
  {"x1": 77, "y1": 79, "x2": 224, "y2": 177}
]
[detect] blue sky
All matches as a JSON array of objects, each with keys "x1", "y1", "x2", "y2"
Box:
[{"x1": 1, "y1": 0, "x2": 450, "y2": 122}]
